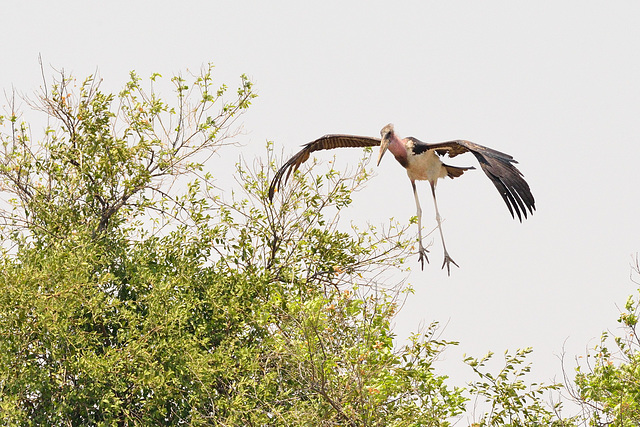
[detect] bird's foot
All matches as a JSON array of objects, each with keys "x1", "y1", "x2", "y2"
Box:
[
  {"x1": 441, "y1": 253, "x2": 460, "y2": 276},
  {"x1": 418, "y1": 245, "x2": 430, "y2": 270}
]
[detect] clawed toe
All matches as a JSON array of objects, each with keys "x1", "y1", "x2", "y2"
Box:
[
  {"x1": 418, "y1": 246, "x2": 430, "y2": 270},
  {"x1": 441, "y1": 253, "x2": 459, "y2": 276},
  {"x1": 416, "y1": 244, "x2": 460, "y2": 276}
]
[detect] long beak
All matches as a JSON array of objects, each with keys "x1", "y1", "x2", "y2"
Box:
[{"x1": 377, "y1": 137, "x2": 389, "y2": 166}]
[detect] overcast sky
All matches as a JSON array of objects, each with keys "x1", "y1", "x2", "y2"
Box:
[{"x1": 3, "y1": 0, "x2": 640, "y2": 408}]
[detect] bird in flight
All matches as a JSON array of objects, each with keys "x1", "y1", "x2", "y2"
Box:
[{"x1": 269, "y1": 124, "x2": 535, "y2": 274}]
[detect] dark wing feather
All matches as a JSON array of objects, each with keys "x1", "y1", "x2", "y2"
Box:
[
  {"x1": 420, "y1": 139, "x2": 536, "y2": 221},
  {"x1": 268, "y1": 134, "x2": 381, "y2": 201}
]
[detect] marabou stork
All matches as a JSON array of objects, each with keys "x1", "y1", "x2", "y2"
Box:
[{"x1": 268, "y1": 124, "x2": 535, "y2": 274}]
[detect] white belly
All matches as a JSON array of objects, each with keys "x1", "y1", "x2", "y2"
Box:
[{"x1": 406, "y1": 150, "x2": 447, "y2": 182}]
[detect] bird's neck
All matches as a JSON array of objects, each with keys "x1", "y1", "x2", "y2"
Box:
[{"x1": 389, "y1": 133, "x2": 409, "y2": 167}]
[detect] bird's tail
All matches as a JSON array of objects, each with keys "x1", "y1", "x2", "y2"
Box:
[{"x1": 444, "y1": 164, "x2": 475, "y2": 179}]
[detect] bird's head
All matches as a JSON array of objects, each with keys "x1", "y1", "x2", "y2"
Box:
[{"x1": 377, "y1": 123, "x2": 394, "y2": 166}]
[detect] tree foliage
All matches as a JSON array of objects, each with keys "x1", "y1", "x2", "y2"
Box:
[
  {"x1": 570, "y1": 257, "x2": 640, "y2": 426},
  {"x1": 0, "y1": 67, "x2": 468, "y2": 426},
  {"x1": 0, "y1": 66, "x2": 637, "y2": 426},
  {"x1": 465, "y1": 348, "x2": 570, "y2": 426}
]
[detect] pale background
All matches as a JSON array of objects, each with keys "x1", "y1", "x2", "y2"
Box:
[{"x1": 3, "y1": 0, "x2": 640, "y2": 415}]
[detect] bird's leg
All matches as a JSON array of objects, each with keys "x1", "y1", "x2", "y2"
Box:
[
  {"x1": 411, "y1": 181, "x2": 429, "y2": 269},
  {"x1": 430, "y1": 181, "x2": 459, "y2": 276}
]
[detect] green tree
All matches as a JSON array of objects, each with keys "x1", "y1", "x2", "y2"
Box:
[
  {"x1": 0, "y1": 67, "x2": 467, "y2": 425},
  {"x1": 465, "y1": 348, "x2": 571, "y2": 426},
  {"x1": 571, "y1": 257, "x2": 640, "y2": 426},
  {"x1": 7, "y1": 64, "x2": 635, "y2": 427},
  {"x1": 0, "y1": 65, "x2": 258, "y2": 425}
]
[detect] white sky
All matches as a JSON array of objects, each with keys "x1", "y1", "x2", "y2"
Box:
[{"x1": 3, "y1": 0, "x2": 640, "y2": 410}]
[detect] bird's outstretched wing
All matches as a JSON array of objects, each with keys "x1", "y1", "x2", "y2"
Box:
[
  {"x1": 411, "y1": 138, "x2": 536, "y2": 221},
  {"x1": 269, "y1": 134, "x2": 381, "y2": 200}
]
